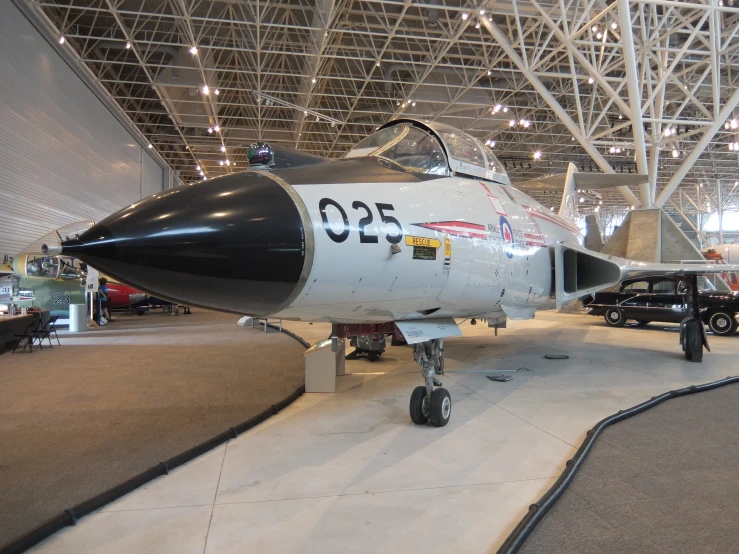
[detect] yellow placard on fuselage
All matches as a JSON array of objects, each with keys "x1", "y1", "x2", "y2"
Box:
[{"x1": 405, "y1": 236, "x2": 442, "y2": 249}]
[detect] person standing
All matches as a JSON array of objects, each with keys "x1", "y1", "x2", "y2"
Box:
[{"x1": 98, "y1": 277, "x2": 113, "y2": 324}]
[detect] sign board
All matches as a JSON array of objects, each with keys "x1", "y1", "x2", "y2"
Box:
[{"x1": 86, "y1": 266, "x2": 100, "y2": 293}]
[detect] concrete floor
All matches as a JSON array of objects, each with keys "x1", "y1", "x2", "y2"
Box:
[{"x1": 27, "y1": 313, "x2": 739, "y2": 554}]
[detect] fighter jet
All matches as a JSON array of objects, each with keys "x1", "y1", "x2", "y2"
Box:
[{"x1": 49, "y1": 119, "x2": 739, "y2": 426}]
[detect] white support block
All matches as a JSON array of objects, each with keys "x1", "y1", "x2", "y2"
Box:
[
  {"x1": 303, "y1": 339, "x2": 346, "y2": 393},
  {"x1": 237, "y1": 316, "x2": 253, "y2": 327}
]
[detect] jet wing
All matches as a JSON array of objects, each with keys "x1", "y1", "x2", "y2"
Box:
[{"x1": 515, "y1": 164, "x2": 648, "y2": 191}]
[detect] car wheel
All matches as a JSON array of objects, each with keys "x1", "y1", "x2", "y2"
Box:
[
  {"x1": 605, "y1": 308, "x2": 626, "y2": 327},
  {"x1": 707, "y1": 310, "x2": 737, "y2": 336}
]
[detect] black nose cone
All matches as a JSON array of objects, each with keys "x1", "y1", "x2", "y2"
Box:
[{"x1": 62, "y1": 172, "x2": 309, "y2": 316}]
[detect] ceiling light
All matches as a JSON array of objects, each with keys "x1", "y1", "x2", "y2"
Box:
[
  {"x1": 376, "y1": 61, "x2": 381, "y2": 66},
  {"x1": 147, "y1": 144, "x2": 152, "y2": 149},
  {"x1": 509, "y1": 120, "x2": 516, "y2": 127},
  {"x1": 207, "y1": 127, "x2": 213, "y2": 133},
  {"x1": 731, "y1": 119, "x2": 738, "y2": 129},
  {"x1": 672, "y1": 149, "x2": 680, "y2": 158},
  {"x1": 731, "y1": 143, "x2": 736, "y2": 151},
  {"x1": 412, "y1": 101, "x2": 416, "y2": 106},
  {"x1": 303, "y1": 110, "x2": 308, "y2": 115},
  {"x1": 630, "y1": 205, "x2": 635, "y2": 210},
  {"x1": 503, "y1": 107, "x2": 508, "y2": 112},
  {"x1": 203, "y1": 176, "x2": 208, "y2": 180},
  {"x1": 189, "y1": 46, "x2": 198, "y2": 55},
  {"x1": 214, "y1": 125, "x2": 220, "y2": 132},
  {"x1": 199, "y1": 171, "x2": 204, "y2": 176},
  {"x1": 214, "y1": 89, "x2": 220, "y2": 95},
  {"x1": 599, "y1": 200, "x2": 603, "y2": 205},
  {"x1": 487, "y1": 70, "x2": 492, "y2": 76},
  {"x1": 616, "y1": 147, "x2": 621, "y2": 153},
  {"x1": 493, "y1": 104, "x2": 502, "y2": 113},
  {"x1": 533, "y1": 150, "x2": 542, "y2": 159},
  {"x1": 475, "y1": 23, "x2": 481, "y2": 29},
  {"x1": 220, "y1": 146, "x2": 226, "y2": 152},
  {"x1": 219, "y1": 161, "x2": 224, "y2": 166},
  {"x1": 225, "y1": 160, "x2": 230, "y2": 166},
  {"x1": 618, "y1": 114, "x2": 623, "y2": 119},
  {"x1": 311, "y1": 77, "x2": 317, "y2": 84},
  {"x1": 592, "y1": 25, "x2": 598, "y2": 32},
  {"x1": 579, "y1": 197, "x2": 585, "y2": 203},
  {"x1": 609, "y1": 146, "x2": 616, "y2": 153},
  {"x1": 725, "y1": 122, "x2": 731, "y2": 130},
  {"x1": 196, "y1": 165, "x2": 201, "y2": 171},
  {"x1": 596, "y1": 32, "x2": 603, "y2": 39},
  {"x1": 58, "y1": 36, "x2": 65, "y2": 45},
  {"x1": 480, "y1": 9, "x2": 485, "y2": 15},
  {"x1": 611, "y1": 22, "x2": 618, "y2": 30},
  {"x1": 588, "y1": 77, "x2": 594, "y2": 84},
  {"x1": 488, "y1": 16, "x2": 492, "y2": 22},
  {"x1": 202, "y1": 85, "x2": 209, "y2": 95},
  {"x1": 126, "y1": 42, "x2": 131, "y2": 49},
  {"x1": 663, "y1": 127, "x2": 672, "y2": 136},
  {"x1": 461, "y1": 12, "x2": 469, "y2": 20}
]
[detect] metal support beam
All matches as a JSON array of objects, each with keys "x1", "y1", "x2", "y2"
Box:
[
  {"x1": 655, "y1": 83, "x2": 739, "y2": 207},
  {"x1": 618, "y1": 0, "x2": 651, "y2": 207},
  {"x1": 483, "y1": 17, "x2": 642, "y2": 208}
]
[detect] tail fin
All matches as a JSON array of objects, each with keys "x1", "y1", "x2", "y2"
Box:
[
  {"x1": 515, "y1": 163, "x2": 648, "y2": 223},
  {"x1": 559, "y1": 163, "x2": 578, "y2": 221}
]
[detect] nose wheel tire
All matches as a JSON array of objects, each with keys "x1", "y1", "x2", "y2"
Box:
[
  {"x1": 683, "y1": 320, "x2": 704, "y2": 362},
  {"x1": 708, "y1": 311, "x2": 737, "y2": 336},
  {"x1": 409, "y1": 386, "x2": 430, "y2": 425},
  {"x1": 604, "y1": 308, "x2": 626, "y2": 327},
  {"x1": 429, "y1": 388, "x2": 452, "y2": 427}
]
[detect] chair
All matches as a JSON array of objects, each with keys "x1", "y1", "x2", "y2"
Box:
[
  {"x1": 34, "y1": 315, "x2": 60, "y2": 348},
  {"x1": 13, "y1": 319, "x2": 41, "y2": 353}
]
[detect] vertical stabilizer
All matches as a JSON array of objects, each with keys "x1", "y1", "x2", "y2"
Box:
[{"x1": 558, "y1": 163, "x2": 578, "y2": 222}]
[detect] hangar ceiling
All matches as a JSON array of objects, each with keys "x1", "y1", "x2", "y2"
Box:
[{"x1": 18, "y1": 0, "x2": 739, "y2": 228}]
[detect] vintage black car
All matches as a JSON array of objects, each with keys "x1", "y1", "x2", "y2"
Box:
[{"x1": 583, "y1": 275, "x2": 739, "y2": 336}]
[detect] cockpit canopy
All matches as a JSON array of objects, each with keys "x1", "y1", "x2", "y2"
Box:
[{"x1": 344, "y1": 119, "x2": 510, "y2": 185}]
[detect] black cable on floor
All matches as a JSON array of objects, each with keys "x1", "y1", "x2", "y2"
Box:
[{"x1": 497, "y1": 375, "x2": 739, "y2": 554}]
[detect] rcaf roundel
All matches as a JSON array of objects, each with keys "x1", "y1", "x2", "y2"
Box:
[{"x1": 500, "y1": 215, "x2": 514, "y2": 258}]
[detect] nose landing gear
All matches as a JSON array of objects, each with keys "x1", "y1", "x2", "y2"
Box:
[
  {"x1": 680, "y1": 274, "x2": 710, "y2": 363},
  {"x1": 409, "y1": 338, "x2": 451, "y2": 427}
]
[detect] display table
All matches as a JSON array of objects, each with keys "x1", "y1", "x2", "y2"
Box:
[
  {"x1": 0, "y1": 314, "x2": 34, "y2": 354},
  {"x1": 0, "y1": 311, "x2": 50, "y2": 354}
]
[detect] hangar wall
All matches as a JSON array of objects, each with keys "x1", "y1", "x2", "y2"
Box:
[{"x1": 0, "y1": 3, "x2": 167, "y2": 257}]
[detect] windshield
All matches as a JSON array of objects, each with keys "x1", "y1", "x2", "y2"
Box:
[{"x1": 346, "y1": 123, "x2": 449, "y2": 176}]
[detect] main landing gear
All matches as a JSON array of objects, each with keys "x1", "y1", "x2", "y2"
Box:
[
  {"x1": 680, "y1": 274, "x2": 710, "y2": 363},
  {"x1": 409, "y1": 338, "x2": 451, "y2": 427}
]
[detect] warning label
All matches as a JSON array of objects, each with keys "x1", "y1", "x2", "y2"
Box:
[{"x1": 406, "y1": 236, "x2": 442, "y2": 249}]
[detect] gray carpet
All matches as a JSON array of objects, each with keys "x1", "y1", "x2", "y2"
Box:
[
  {"x1": 0, "y1": 311, "x2": 306, "y2": 548},
  {"x1": 518, "y1": 382, "x2": 739, "y2": 554}
]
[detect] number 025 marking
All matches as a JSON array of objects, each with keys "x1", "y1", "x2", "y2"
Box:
[{"x1": 319, "y1": 198, "x2": 403, "y2": 244}]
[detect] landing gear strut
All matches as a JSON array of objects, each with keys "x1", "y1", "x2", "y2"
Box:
[
  {"x1": 680, "y1": 274, "x2": 710, "y2": 363},
  {"x1": 409, "y1": 339, "x2": 451, "y2": 427}
]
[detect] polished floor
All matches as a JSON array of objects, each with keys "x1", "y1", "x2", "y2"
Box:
[{"x1": 28, "y1": 314, "x2": 739, "y2": 554}]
